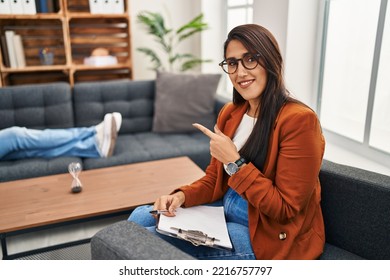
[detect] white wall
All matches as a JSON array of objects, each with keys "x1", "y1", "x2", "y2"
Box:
[
  {"x1": 253, "y1": 0, "x2": 320, "y2": 109},
  {"x1": 284, "y1": 0, "x2": 321, "y2": 109},
  {"x1": 252, "y1": 0, "x2": 289, "y2": 58},
  {"x1": 200, "y1": 0, "x2": 226, "y2": 74}
]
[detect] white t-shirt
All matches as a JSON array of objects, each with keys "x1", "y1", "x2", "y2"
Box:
[{"x1": 223, "y1": 113, "x2": 257, "y2": 173}]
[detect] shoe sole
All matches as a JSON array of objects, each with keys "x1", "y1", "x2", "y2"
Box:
[
  {"x1": 101, "y1": 114, "x2": 112, "y2": 157},
  {"x1": 106, "y1": 117, "x2": 117, "y2": 157},
  {"x1": 112, "y1": 112, "x2": 122, "y2": 132}
]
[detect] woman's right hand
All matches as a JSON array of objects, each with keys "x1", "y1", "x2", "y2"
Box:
[{"x1": 153, "y1": 191, "x2": 185, "y2": 217}]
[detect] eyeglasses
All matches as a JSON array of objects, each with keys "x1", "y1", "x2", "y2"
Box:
[{"x1": 219, "y1": 53, "x2": 261, "y2": 74}]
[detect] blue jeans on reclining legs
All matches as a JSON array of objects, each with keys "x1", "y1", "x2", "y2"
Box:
[
  {"x1": 0, "y1": 126, "x2": 101, "y2": 160},
  {"x1": 128, "y1": 187, "x2": 256, "y2": 260}
]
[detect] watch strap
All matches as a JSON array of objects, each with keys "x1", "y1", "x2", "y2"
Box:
[{"x1": 235, "y1": 156, "x2": 246, "y2": 167}]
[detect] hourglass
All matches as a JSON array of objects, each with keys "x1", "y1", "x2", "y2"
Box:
[{"x1": 68, "y1": 162, "x2": 83, "y2": 193}]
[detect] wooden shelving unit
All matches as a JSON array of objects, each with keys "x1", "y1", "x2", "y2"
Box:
[{"x1": 0, "y1": 0, "x2": 132, "y2": 87}]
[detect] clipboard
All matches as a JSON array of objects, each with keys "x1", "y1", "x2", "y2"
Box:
[{"x1": 156, "y1": 205, "x2": 233, "y2": 251}]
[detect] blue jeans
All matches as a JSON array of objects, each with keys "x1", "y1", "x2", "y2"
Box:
[
  {"x1": 0, "y1": 126, "x2": 101, "y2": 160},
  {"x1": 128, "y1": 187, "x2": 256, "y2": 260}
]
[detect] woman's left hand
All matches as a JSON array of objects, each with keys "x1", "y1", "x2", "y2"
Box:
[{"x1": 193, "y1": 123, "x2": 240, "y2": 164}]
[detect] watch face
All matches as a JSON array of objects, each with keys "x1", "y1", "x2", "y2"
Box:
[{"x1": 227, "y1": 162, "x2": 239, "y2": 175}]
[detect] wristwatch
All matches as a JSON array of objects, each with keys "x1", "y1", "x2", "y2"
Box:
[{"x1": 226, "y1": 156, "x2": 246, "y2": 176}]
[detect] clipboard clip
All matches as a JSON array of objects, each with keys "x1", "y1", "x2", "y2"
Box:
[{"x1": 170, "y1": 227, "x2": 220, "y2": 247}]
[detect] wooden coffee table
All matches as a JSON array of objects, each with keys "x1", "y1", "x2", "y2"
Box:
[{"x1": 0, "y1": 156, "x2": 205, "y2": 259}]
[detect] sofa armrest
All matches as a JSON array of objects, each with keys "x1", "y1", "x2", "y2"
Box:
[
  {"x1": 320, "y1": 160, "x2": 390, "y2": 259},
  {"x1": 91, "y1": 221, "x2": 194, "y2": 260}
]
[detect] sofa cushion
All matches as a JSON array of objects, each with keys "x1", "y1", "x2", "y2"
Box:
[
  {"x1": 91, "y1": 221, "x2": 194, "y2": 260},
  {"x1": 0, "y1": 157, "x2": 82, "y2": 182},
  {"x1": 82, "y1": 132, "x2": 211, "y2": 171},
  {"x1": 73, "y1": 79, "x2": 155, "y2": 134},
  {"x1": 318, "y1": 243, "x2": 364, "y2": 260},
  {"x1": 152, "y1": 71, "x2": 221, "y2": 133},
  {"x1": 0, "y1": 82, "x2": 73, "y2": 130}
]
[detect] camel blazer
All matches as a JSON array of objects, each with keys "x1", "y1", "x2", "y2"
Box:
[{"x1": 178, "y1": 101, "x2": 326, "y2": 259}]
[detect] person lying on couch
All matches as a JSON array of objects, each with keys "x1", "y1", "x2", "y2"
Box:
[{"x1": 0, "y1": 112, "x2": 122, "y2": 160}]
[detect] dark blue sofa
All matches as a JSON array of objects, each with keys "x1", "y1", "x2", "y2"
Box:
[{"x1": 0, "y1": 80, "x2": 226, "y2": 182}]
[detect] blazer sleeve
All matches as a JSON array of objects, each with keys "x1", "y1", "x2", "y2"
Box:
[{"x1": 227, "y1": 107, "x2": 325, "y2": 223}]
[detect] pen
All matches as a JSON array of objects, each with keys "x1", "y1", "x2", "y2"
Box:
[{"x1": 149, "y1": 210, "x2": 170, "y2": 215}]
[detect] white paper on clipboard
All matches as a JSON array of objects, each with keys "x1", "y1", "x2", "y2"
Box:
[{"x1": 156, "y1": 205, "x2": 233, "y2": 250}]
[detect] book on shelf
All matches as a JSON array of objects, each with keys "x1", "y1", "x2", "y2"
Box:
[
  {"x1": 3, "y1": 31, "x2": 26, "y2": 68},
  {"x1": 46, "y1": 0, "x2": 54, "y2": 13},
  {"x1": 53, "y1": 0, "x2": 60, "y2": 12},
  {"x1": 13, "y1": 34, "x2": 26, "y2": 67},
  {"x1": 0, "y1": 0, "x2": 12, "y2": 14},
  {"x1": 89, "y1": 0, "x2": 124, "y2": 14},
  {"x1": 110, "y1": 0, "x2": 124, "y2": 14},
  {"x1": 1, "y1": 0, "x2": 37, "y2": 14},
  {"x1": 9, "y1": 0, "x2": 24, "y2": 14},
  {"x1": 89, "y1": 0, "x2": 103, "y2": 14},
  {"x1": 36, "y1": 0, "x2": 56, "y2": 13},
  {"x1": 21, "y1": 0, "x2": 37, "y2": 14},
  {"x1": 0, "y1": 36, "x2": 11, "y2": 67},
  {"x1": 4, "y1": 31, "x2": 18, "y2": 68}
]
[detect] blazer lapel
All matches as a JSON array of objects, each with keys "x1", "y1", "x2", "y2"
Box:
[{"x1": 222, "y1": 102, "x2": 249, "y2": 139}]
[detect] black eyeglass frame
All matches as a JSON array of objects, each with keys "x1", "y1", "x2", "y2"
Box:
[{"x1": 218, "y1": 53, "x2": 261, "y2": 74}]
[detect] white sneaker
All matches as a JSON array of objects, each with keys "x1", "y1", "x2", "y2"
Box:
[
  {"x1": 112, "y1": 112, "x2": 122, "y2": 132},
  {"x1": 95, "y1": 119, "x2": 105, "y2": 147},
  {"x1": 96, "y1": 112, "x2": 122, "y2": 157}
]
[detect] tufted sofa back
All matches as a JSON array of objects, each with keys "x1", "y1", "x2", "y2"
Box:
[
  {"x1": 73, "y1": 79, "x2": 155, "y2": 134},
  {"x1": 0, "y1": 82, "x2": 74, "y2": 130}
]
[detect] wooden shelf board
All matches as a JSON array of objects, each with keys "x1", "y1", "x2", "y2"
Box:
[
  {"x1": 1, "y1": 65, "x2": 70, "y2": 73},
  {"x1": 0, "y1": 14, "x2": 63, "y2": 20}
]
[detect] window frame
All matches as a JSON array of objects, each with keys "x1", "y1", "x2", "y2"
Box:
[
  {"x1": 317, "y1": 0, "x2": 390, "y2": 168},
  {"x1": 226, "y1": 0, "x2": 254, "y2": 32},
  {"x1": 220, "y1": 0, "x2": 254, "y2": 99}
]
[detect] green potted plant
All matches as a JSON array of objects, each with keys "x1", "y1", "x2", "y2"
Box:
[{"x1": 136, "y1": 11, "x2": 212, "y2": 72}]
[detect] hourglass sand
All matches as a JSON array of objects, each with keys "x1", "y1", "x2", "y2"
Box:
[{"x1": 68, "y1": 162, "x2": 83, "y2": 193}]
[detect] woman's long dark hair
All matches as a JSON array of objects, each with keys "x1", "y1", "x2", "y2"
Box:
[{"x1": 223, "y1": 24, "x2": 294, "y2": 171}]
